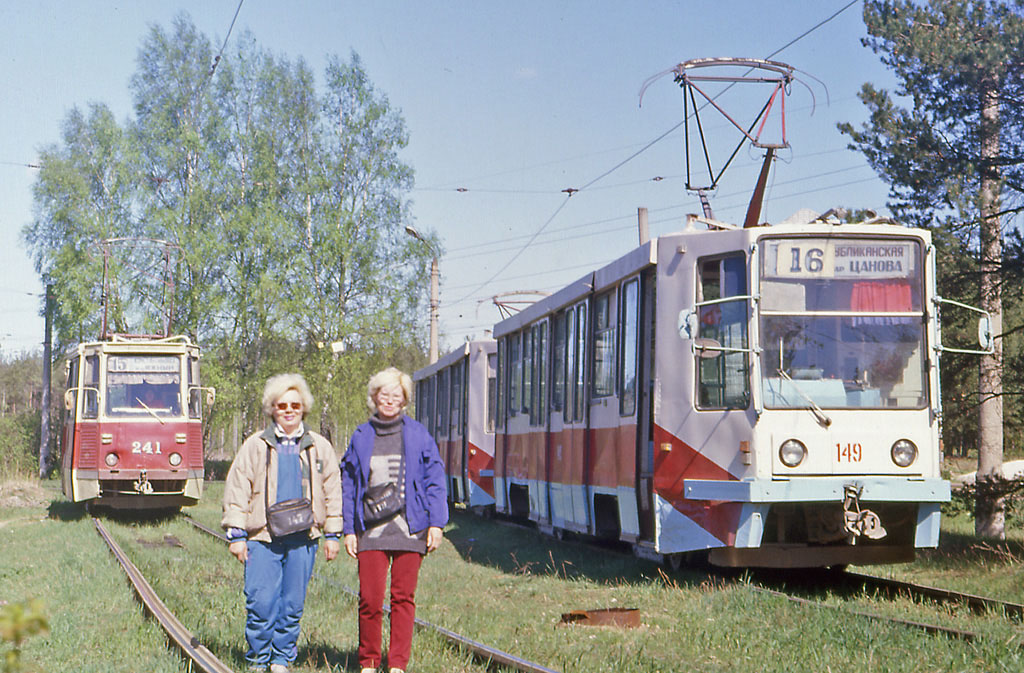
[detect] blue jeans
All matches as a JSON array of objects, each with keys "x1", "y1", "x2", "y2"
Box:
[{"x1": 244, "y1": 536, "x2": 318, "y2": 666}]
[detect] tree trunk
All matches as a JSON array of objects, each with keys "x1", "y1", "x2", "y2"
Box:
[{"x1": 975, "y1": 80, "x2": 1004, "y2": 539}]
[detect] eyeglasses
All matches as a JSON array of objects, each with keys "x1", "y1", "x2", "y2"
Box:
[
  {"x1": 276, "y1": 402, "x2": 302, "y2": 411},
  {"x1": 376, "y1": 393, "x2": 404, "y2": 403}
]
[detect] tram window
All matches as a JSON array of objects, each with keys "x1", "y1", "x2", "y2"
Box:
[
  {"x1": 83, "y1": 355, "x2": 99, "y2": 419},
  {"x1": 491, "y1": 344, "x2": 499, "y2": 428},
  {"x1": 697, "y1": 254, "x2": 750, "y2": 409},
  {"x1": 593, "y1": 291, "x2": 616, "y2": 398},
  {"x1": 487, "y1": 353, "x2": 497, "y2": 434},
  {"x1": 619, "y1": 278, "x2": 640, "y2": 416},
  {"x1": 106, "y1": 355, "x2": 181, "y2": 417},
  {"x1": 531, "y1": 321, "x2": 548, "y2": 427},
  {"x1": 522, "y1": 329, "x2": 533, "y2": 416},
  {"x1": 760, "y1": 237, "x2": 926, "y2": 409},
  {"x1": 552, "y1": 313, "x2": 567, "y2": 414},
  {"x1": 423, "y1": 379, "x2": 436, "y2": 434},
  {"x1": 437, "y1": 369, "x2": 449, "y2": 439},
  {"x1": 574, "y1": 302, "x2": 587, "y2": 421},
  {"x1": 509, "y1": 336, "x2": 520, "y2": 418},
  {"x1": 451, "y1": 362, "x2": 463, "y2": 436},
  {"x1": 187, "y1": 355, "x2": 202, "y2": 419}
]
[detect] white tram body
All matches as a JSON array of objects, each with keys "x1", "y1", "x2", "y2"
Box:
[
  {"x1": 418, "y1": 216, "x2": 963, "y2": 568},
  {"x1": 413, "y1": 340, "x2": 498, "y2": 508}
]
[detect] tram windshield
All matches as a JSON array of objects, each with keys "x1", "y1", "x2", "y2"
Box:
[
  {"x1": 105, "y1": 354, "x2": 182, "y2": 417},
  {"x1": 759, "y1": 237, "x2": 927, "y2": 409}
]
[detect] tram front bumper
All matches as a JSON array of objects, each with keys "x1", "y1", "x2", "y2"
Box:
[
  {"x1": 681, "y1": 476, "x2": 950, "y2": 549},
  {"x1": 683, "y1": 476, "x2": 950, "y2": 503}
]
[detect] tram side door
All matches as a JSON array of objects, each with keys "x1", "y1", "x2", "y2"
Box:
[
  {"x1": 60, "y1": 356, "x2": 80, "y2": 498},
  {"x1": 633, "y1": 271, "x2": 657, "y2": 540},
  {"x1": 547, "y1": 310, "x2": 571, "y2": 530}
]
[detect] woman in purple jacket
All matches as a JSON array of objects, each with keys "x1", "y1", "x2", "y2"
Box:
[{"x1": 342, "y1": 367, "x2": 448, "y2": 673}]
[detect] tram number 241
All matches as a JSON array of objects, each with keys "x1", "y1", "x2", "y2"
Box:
[
  {"x1": 132, "y1": 441, "x2": 162, "y2": 455},
  {"x1": 837, "y1": 442, "x2": 862, "y2": 463}
]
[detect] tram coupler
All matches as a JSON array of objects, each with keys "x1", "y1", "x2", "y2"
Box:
[
  {"x1": 843, "y1": 485, "x2": 886, "y2": 540},
  {"x1": 134, "y1": 470, "x2": 154, "y2": 495}
]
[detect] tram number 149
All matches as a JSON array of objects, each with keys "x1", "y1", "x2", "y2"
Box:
[{"x1": 837, "y1": 442, "x2": 862, "y2": 463}]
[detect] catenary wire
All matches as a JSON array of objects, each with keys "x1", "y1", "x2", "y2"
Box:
[{"x1": 446, "y1": 1, "x2": 862, "y2": 307}]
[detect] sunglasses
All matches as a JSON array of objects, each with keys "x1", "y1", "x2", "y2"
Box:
[{"x1": 275, "y1": 402, "x2": 302, "y2": 411}]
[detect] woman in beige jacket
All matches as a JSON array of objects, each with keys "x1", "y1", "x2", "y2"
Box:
[{"x1": 222, "y1": 373, "x2": 343, "y2": 673}]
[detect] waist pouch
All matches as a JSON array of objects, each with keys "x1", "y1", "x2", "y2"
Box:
[{"x1": 362, "y1": 482, "x2": 403, "y2": 526}]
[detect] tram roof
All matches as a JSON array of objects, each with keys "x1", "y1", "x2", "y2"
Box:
[
  {"x1": 492, "y1": 218, "x2": 930, "y2": 339},
  {"x1": 413, "y1": 339, "x2": 496, "y2": 381}
]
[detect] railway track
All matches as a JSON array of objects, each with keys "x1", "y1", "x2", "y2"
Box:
[
  {"x1": 92, "y1": 517, "x2": 235, "y2": 673},
  {"x1": 183, "y1": 515, "x2": 561, "y2": 673},
  {"x1": 496, "y1": 512, "x2": 1023, "y2": 645}
]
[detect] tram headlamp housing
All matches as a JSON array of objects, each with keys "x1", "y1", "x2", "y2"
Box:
[
  {"x1": 104, "y1": 452, "x2": 119, "y2": 467},
  {"x1": 779, "y1": 439, "x2": 807, "y2": 468},
  {"x1": 168, "y1": 452, "x2": 183, "y2": 467},
  {"x1": 891, "y1": 439, "x2": 918, "y2": 468}
]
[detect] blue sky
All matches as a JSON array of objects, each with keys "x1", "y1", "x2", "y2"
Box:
[{"x1": 0, "y1": 1, "x2": 896, "y2": 359}]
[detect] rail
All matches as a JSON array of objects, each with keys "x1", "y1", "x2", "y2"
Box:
[
  {"x1": 93, "y1": 518, "x2": 235, "y2": 673},
  {"x1": 184, "y1": 516, "x2": 562, "y2": 673}
]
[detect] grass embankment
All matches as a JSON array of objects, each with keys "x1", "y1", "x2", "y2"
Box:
[{"x1": 4, "y1": 478, "x2": 1024, "y2": 672}]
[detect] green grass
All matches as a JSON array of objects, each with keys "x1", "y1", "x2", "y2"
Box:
[{"x1": 6, "y1": 479, "x2": 1024, "y2": 672}]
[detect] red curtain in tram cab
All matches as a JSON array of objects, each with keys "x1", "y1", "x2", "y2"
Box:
[{"x1": 850, "y1": 281, "x2": 912, "y2": 325}]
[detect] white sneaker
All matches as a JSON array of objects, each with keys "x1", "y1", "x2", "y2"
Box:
[
  {"x1": 269, "y1": 665, "x2": 289, "y2": 673},
  {"x1": 360, "y1": 669, "x2": 377, "y2": 673}
]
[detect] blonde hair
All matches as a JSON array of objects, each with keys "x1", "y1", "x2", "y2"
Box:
[
  {"x1": 366, "y1": 366, "x2": 413, "y2": 413},
  {"x1": 262, "y1": 373, "x2": 314, "y2": 418}
]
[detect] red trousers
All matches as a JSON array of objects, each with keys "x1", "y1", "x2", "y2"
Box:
[{"x1": 357, "y1": 550, "x2": 423, "y2": 671}]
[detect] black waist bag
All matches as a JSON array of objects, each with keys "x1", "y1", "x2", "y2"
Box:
[
  {"x1": 265, "y1": 444, "x2": 314, "y2": 537},
  {"x1": 267, "y1": 497, "x2": 314, "y2": 537},
  {"x1": 362, "y1": 482, "x2": 403, "y2": 526}
]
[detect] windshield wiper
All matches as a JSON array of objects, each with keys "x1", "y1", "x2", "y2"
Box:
[
  {"x1": 776, "y1": 369, "x2": 832, "y2": 428},
  {"x1": 135, "y1": 397, "x2": 166, "y2": 425}
]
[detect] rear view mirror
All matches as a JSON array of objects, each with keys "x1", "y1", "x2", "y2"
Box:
[{"x1": 678, "y1": 309, "x2": 698, "y2": 340}]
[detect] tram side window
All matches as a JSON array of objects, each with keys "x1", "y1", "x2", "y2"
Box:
[
  {"x1": 697, "y1": 254, "x2": 750, "y2": 409},
  {"x1": 619, "y1": 278, "x2": 640, "y2": 416},
  {"x1": 495, "y1": 345, "x2": 505, "y2": 430},
  {"x1": 593, "y1": 291, "x2": 616, "y2": 398},
  {"x1": 522, "y1": 328, "x2": 534, "y2": 417},
  {"x1": 451, "y1": 362, "x2": 464, "y2": 437},
  {"x1": 188, "y1": 355, "x2": 202, "y2": 419},
  {"x1": 83, "y1": 355, "x2": 99, "y2": 419},
  {"x1": 438, "y1": 370, "x2": 450, "y2": 441},
  {"x1": 424, "y1": 378, "x2": 436, "y2": 435},
  {"x1": 509, "y1": 336, "x2": 521, "y2": 418},
  {"x1": 487, "y1": 353, "x2": 497, "y2": 434},
  {"x1": 574, "y1": 302, "x2": 587, "y2": 421},
  {"x1": 530, "y1": 321, "x2": 548, "y2": 427},
  {"x1": 552, "y1": 313, "x2": 567, "y2": 414}
]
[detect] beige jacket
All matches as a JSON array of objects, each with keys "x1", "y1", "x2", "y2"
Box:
[{"x1": 221, "y1": 425, "x2": 343, "y2": 542}]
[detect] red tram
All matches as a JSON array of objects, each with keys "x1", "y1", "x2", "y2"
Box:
[{"x1": 60, "y1": 334, "x2": 209, "y2": 509}]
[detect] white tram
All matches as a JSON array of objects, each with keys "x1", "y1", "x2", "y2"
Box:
[
  {"x1": 413, "y1": 340, "x2": 498, "y2": 509},
  {"x1": 418, "y1": 212, "x2": 989, "y2": 568}
]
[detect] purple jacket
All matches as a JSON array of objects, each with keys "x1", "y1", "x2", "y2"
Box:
[{"x1": 341, "y1": 415, "x2": 449, "y2": 536}]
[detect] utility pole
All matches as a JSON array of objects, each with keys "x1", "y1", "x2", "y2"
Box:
[{"x1": 38, "y1": 284, "x2": 52, "y2": 478}]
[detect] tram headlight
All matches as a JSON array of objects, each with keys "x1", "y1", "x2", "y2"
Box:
[
  {"x1": 104, "y1": 452, "x2": 119, "y2": 467},
  {"x1": 891, "y1": 439, "x2": 918, "y2": 467},
  {"x1": 168, "y1": 452, "x2": 183, "y2": 467},
  {"x1": 779, "y1": 439, "x2": 807, "y2": 468}
]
